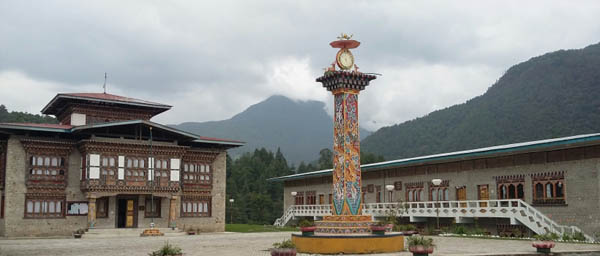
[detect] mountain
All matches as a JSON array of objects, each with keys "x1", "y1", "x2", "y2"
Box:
[
  {"x1": 362, "y1": 42, "x2": 600, "y2": 160},
  {"x1": 173, "y1": 95, "x2": 372, "y2": 165}
]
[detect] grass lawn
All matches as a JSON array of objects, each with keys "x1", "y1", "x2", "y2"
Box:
[{"x1": 226, "y1": 224, "x2": 298, "y2": 233}]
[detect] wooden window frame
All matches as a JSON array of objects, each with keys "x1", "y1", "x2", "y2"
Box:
[
  {"x1": 96, "y1": 197, "x2": 109, "y2": 218},
  {"x1": 24, "y1": 195, "x2": 66, "y2": 219},
  {"x1": 27, "y1": 155, "x2": 67, "y2": 183},
  {"x1": 125, "y1": 156, "x2": 147, "y2": 182},
  {"x1": 182, "y1": 162, "x2": 212, "y2": 186},
  {"x1": 306, "y1": 191, "x2": 316, "y2": 205},
  {"x1": 145, "y1": 197, "x2": 161, "y2": 218},
  {"x1": 532, "y1": 176, "x2": 566, "y2": 205},
  {"x1": 180, "y1": 197, "x2": 211, "y2": 217}
]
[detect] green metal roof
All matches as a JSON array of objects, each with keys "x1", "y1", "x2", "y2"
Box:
[
  {"x1": 0, "y1": 120, "x2": 245, "y2": 147},
  {"x1": 268, "y1": 133, "x2": 600, "y2": 182}
]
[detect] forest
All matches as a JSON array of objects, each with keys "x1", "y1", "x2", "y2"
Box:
[{"x1": 225, "y1": 148, "x2": 384, "y2": 224}]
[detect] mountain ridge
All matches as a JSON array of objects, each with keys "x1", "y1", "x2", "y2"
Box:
[
  {"x1": 361, "y1": 42, "x2": 600, "y2": 160},
  {"x1": 174, "y1": 95, "x2": 372, "y2": 165}
]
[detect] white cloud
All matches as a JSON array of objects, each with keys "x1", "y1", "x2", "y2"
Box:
[{"x1": 1, "y1": 0, "x2": 599, "y2": 130}]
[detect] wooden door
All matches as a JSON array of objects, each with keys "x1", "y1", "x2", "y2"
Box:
[
  {"x1": 319, "y1": 194, "x2": 324, "y2": 205},
  {"x1": 126, "y1": 200, "x2": 134, "y2": 228},
  {"x1": 478, "y1": 185, "x2": 489, "y2": 207},
  {"x1": 457, "y1": 187, "x2": 467, "y2": 207}
]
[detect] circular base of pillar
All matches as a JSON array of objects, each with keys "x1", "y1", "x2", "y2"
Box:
[{"x1": 291, "y1": 233, "x2": 404, "y2": 254}]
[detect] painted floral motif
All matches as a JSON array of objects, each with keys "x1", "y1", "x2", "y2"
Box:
[{"x1": 331, "y1": 91, "x2": 362, "y2": 216}]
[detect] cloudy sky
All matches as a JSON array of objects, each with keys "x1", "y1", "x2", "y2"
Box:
[{"x1": 1, "y1": 1, "x2": 599, "y2": 131}]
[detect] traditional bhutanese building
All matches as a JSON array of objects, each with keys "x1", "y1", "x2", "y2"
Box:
[
  {"x1": 0, "y1": 93, "x2": 243, "y2": 237},
  {"x1": 270, "y1": 134, "x2": 600, "y2": 240}
]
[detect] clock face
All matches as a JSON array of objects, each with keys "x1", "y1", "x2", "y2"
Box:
[{"x1": 337, "y1": 49, "x2": 354, "y2": 70}]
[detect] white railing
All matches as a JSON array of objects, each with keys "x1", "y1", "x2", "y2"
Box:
[{"x1": 274, "y1": 199, "x2": 593, "y2": 241}]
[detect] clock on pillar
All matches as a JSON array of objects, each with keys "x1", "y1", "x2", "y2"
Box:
[{"x1": 314, "y1": 34, "x2": 377, "y2": 233}]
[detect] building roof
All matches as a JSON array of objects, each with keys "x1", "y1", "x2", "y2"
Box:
[
  {"x1": 0, "y1": 120, "x2": 244, "y2": 147},
  {"x1": 0, "y1": 122, "x2": 73, "y2": 133},
  {"x1": 268, "y1": 133, "x2": 600, "y2": 182},
  {"x1": 41, "y1": 93, "x2": 172, "y2": 115}
]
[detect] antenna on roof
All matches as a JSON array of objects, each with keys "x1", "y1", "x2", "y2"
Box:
[{"x1": 103, "y1": 72, "x2": 107, "y2": 94}]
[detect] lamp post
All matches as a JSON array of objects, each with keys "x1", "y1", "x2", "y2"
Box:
[
  {"x1": 385, "y1": 185, "x2": 395, "y2": 203},
  {"x1": 431, "y1": 178, "x2": 442, "y2": 232},
  {"x1": 291, "y1": 191, "x2": 297, "y2": 205},
  {"x1": 229, "y1": 198, "x2": 235, "y2": 224}
]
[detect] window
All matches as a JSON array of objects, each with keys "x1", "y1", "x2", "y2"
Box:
[
  {"x1": 100, "y1": 156, "x2": 117, "y2": 180},
  {"x1": 496, "y1": 175, "x2": 525, "y2": 200},
  {"x1": 96, "y1": 197, "x2": 109, "y2": 218},
  {"x1": 429, "y1": 180, "x2": 449, "y2": 201},
  {"x1": 181, "y1": 197, "x2": 211, "y2": 217},
  {"x1": 294, "y1": 192, "x2": 304, "y2": 205},
  {"x1": 405, "y1": 182, "x2": 424, "y2": 202},
  {"x1": 125, "y1": 157, "x2": 146, "y2": 181},
  {"x1": 145, "y1": 197, "x2": 161, "y2": 218},
  {"x1": 154, "y1": 159, "x2": 170, "y2": 179},
  {"x1": 182, "y1": 163, "x2": 212, "y2": 185},
  {"x1": 306, "y1": 191, "x2": 316, "y2": 205},
  {"x1": 25, "y1": 196, "x2": 65, "y2": 218},
  {"x1": 28, "y1": 155, "x2": 66, "y2": 181},
  {"x1": 532, "y1": 172, "x2": 566, "y2": 205}
]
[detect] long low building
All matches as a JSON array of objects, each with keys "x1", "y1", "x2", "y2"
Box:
[
  {"x1": 0, "y1": 93, "x2": 243, "y2": 237},
  {"x1": 270, "y1": 133, "x2": 600, "y2": 240}
]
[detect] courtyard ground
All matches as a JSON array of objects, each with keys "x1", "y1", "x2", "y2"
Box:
[{"x1": 1, "y1": 232, "x2": 600, "y2": 256}]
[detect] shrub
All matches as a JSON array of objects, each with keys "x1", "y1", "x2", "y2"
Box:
[
  {"x1": 149, "y1": 242, "x2": 182, "y2": 256},
  {"x1": 407, "y1": 236, "x2": 435, "y2": 248},
  {"x1": 562, "y1": 233, "x2": 571, "y2": 241},
  {"x1": 572, "y1": 232, "x2": 586, "y2": 241},
  {"x1": 272, "y1": 239, "x2": 296, "y2": 249},
  {"x1": 298, "y1": 219, "x2": 314, "y2": 228},
  {"x1": 453, "y1": 225, "x2": 466, "y2": 235},
  {"x1": 534, "y1": 233, "x2": 555, "y2": 241}
]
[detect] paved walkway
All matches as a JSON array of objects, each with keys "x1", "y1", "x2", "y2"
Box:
[{"x1": 1, "y1": 232, "x2": 600, "y2": 256}]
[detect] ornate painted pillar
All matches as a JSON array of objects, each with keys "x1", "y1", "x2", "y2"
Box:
[
  {"x1": 87, "y1": 193, "x2": 97, "y2": 228},
  {"x1": 317, "y1": 71, "x2": 376, "y2": 216},
  {"x1": 169, "y1": 195, "x2": 178, "y2": 228}
]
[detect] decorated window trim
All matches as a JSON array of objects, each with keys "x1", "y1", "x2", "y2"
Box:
[
  {"x1": 531, "y1": 171, "x2": 566, "y2": 205},
  {"x1": 24, "y1": 194, "x2": 66, "y2": 219},
  {"x1": 180, "y1": 196, "x2": 211, "y2": 217},
  {"x1": 428, "y1": 180, "x2": 450, "y2": 201},
  {"x1": 495, "y1": 175, "x2": 525, "y2": 200},
  {"x1": 405, "y1": 182, "x2": 424, "y2": 202},
  {"x1": 181, "y1": 162, "x2": 213, "y2": 185}
]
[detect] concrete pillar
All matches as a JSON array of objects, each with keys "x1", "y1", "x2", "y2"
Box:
[
  {"x1": 87, "y1": 193, "x2": 97, "y2": 228},
  {"x1": 169, "y1": 195, "x2": 178, "y2": 228}
]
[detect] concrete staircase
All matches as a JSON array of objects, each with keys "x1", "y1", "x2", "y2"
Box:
[{"x1": 82, "y1": 228, "x2": 185, "y2": 238}]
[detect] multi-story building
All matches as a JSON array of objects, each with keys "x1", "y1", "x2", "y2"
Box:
[
  {"x1": 0, "y1": 93, "x2": 243, "y2": 237},
  {"x1": 271, "y1": 134, "x2": 600, "y2": 240}
]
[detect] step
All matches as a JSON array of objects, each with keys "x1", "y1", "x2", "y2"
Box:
[{"x1": 82, "y1": 228, "x2": 185, "y2": 238}]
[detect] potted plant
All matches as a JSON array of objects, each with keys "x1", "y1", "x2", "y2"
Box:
[
  {"x1": 186, "y1": 227, "x2": 196, "y2": 235},
  {"x1": 407, "y1": 236, "x2": 435, "y2": 256},
  {"x1": 149, "y1": 242, "x2": 183, "y2": 256},
  {"x1": 532, "y1": 233, "x2": 556, "y2": 253},
  {"x1": 298, "y1": 219, "x2": 316, "y2": 236},
  {"x1": 270, "y1": 239, "x2": 296, "y2": 256},
  {"x1": 73, "y1": 228, "x2": 85, "y2": 239},
  {"x1": 370, "y1": 221, "x2": 388, "y2": 235}
]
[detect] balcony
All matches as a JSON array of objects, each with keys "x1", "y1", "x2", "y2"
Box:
[{"x1": 80, "y1": 174, "x2": 179, "y2": 193}]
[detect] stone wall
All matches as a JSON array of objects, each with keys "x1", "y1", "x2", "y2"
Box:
[
  {"x1": 283, "y1": 157, "x2": 600, "y2": 236},
  {"x1": 177, "y1": 151, "x2": 226, "y2": 232},
  {"x1": 3, "y1": 136, "x2": 87, "y2": 237}
]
